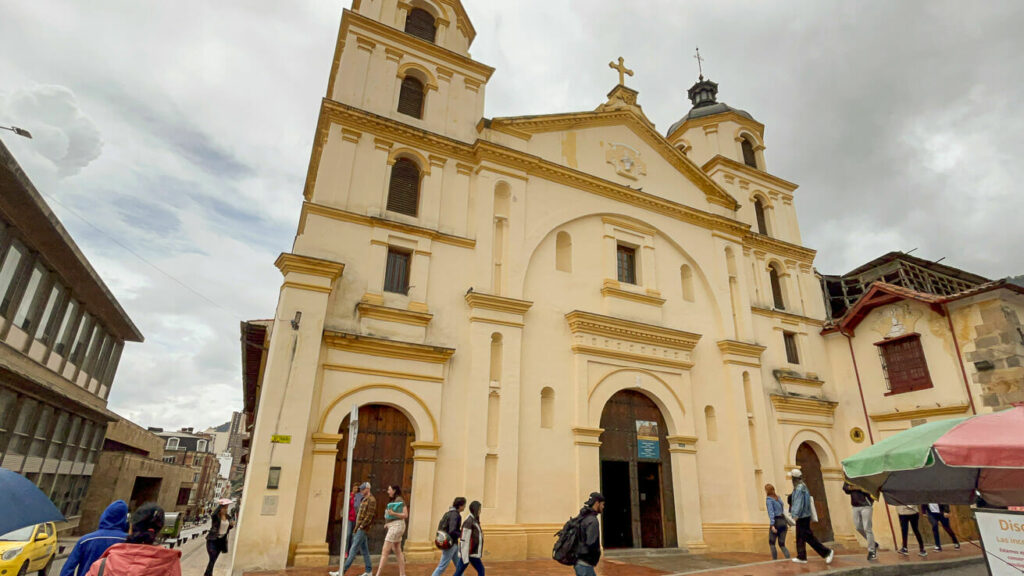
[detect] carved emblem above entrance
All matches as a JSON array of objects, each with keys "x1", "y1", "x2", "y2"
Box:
[{"x1": 606, "y1": 143, "x2": 647, "y2": 180}]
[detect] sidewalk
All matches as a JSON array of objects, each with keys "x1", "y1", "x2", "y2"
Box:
[{"x1": 241, "y1": 544, "x2": 982, "y2": 576}]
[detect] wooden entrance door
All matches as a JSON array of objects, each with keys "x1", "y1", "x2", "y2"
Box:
[
  {"x1": 796, "y1": 442, "x2": 834, "y2": 541},
  {"x1": 329, "y1": 405, "x2": 415, "y2": 554},
  {"x1": 599, "y1": 389, "x2": 677, "y2": 549}
]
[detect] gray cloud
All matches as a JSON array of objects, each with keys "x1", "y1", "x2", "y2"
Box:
[
  {"x1": 1, "y1": 85, "x2": 103, "y2": 176},
  {"x1": 0, "y1": 0, "x2": 1021, "y2": 430}
]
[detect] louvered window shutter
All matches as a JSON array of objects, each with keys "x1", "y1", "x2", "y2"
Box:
[
  {"x1": 742, "y1": 138, "x2": 757, "y2": 168},
  {"x1": 387, "y1": 159, "x2": 420, "y2": 216},
  {"x1": 404, "y1": 8, "x2": 436, "y2": 43},
  {"x1": 397, "y1": 77, "x2": 425, "y2": 119},
  {"x1": 384, "y1": 249, "x2": 411, "y2": 294}
]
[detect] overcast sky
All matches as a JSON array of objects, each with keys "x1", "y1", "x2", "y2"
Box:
[{"x1": 1, "y1": 0, "x2": 1021, "y2": 430}]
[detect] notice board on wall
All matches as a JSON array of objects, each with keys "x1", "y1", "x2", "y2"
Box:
[{"x1": 976, "y1": 508, "x2": 1024, "y2": 575}]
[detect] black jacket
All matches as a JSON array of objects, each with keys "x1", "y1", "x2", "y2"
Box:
[
  {"x1": 442, "y1": 508, "x2": 463, "y2": 542},
  {"x1": 843, "y1": 484, "x2": 872, "y2": 508},
  {"x1": 208, "y1": 513, "x2": 233, "y2": 541},
  {"x1": 923, "y1": 504, "x2": 951, "y2": 515},
  {"x1": 576, "y1": 507, "x2": 601, "y2": 566}
]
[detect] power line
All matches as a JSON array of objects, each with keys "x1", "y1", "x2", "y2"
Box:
[{"x1": 37, "y1": 189, "x2": 244, "y2": 319}]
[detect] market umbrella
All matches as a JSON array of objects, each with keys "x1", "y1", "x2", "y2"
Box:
[
  {"x1": 842, "y1": 405, "x2": 1024, "y2": 506},
  {"x1": 0, "y1": 468, "x2": 65, "y2": 536}
]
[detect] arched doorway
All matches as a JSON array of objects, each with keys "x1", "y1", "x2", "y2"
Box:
[
  {"x1": 599, "y1": 390, "x2": 677, "y2": 549},
  {"x1": 796, "y1": 442, "x2": 833, "y2": 541},
  {"x1": 328, "y1": 405, "x2": 415, "y2": 554}
]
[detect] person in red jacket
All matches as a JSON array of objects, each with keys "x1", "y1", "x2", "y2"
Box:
[
  {"x1": 85, "y1": 503, "x2": 181, "y2": 576},
  {"x1": 345, "y1": 483, "x2": 360, "y2": 559}
]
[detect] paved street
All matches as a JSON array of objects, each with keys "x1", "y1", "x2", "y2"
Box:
[{"x1": 52, "y1": 522, "x2": 216, "y2": 576}]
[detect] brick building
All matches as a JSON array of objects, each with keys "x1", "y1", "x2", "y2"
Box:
[{"x1": 154, "y1": 428, "x2": 219, "y2": 519}]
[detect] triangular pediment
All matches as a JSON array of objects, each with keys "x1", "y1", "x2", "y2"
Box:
[{"x1": 488, "y1": 107, "x2": 739, "y2": 210}]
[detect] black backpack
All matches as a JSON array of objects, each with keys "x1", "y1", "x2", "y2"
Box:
[
  {"x1": 552, "y1": 514, "x2": 584, "y2": 565},
  {"x1": 434, "y1": 510, "x2": 455, "y2": 550}
]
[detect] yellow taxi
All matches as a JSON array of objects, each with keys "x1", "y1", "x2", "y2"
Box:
[{"x1": 0, "y1": 523, "x2": 56, "y2": 576}]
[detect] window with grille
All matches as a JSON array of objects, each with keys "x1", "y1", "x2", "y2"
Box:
[
  {"x1": 616, "y1": 244, "x2": 637, "y2": 284},
  {"x1": 741, "y1": 138, "x2": 758, "y2": 168},
  {"x1": 397, "y1": 76, "x2": 425, "y2": 118},
  {"x1": 754, "y1": 198, "x2": 768, "y2": 235},
  {"x1": 384, "y1": 248, "x2": 411, "y2": 294},
  {"x1": 876, "y1": 333, "x2": 933, "y2": 394},
  {"x1": 404, "y1": 8, "x2": 436, "y2": 42},
  {"x1": 386, "y1": 158, "x2": 420, "y2": 216},
  {"x1": 783, "y1": 332, "x2": 800, "y2": 364}
]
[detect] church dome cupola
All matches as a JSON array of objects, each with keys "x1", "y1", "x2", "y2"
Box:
[{"x1": 687, "y1": 76, "x2": 719, "y2": 108}]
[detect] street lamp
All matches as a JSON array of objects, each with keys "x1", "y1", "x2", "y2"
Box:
[{"x1": 0, "y1": 126, "x2": 32, "y2": 139}]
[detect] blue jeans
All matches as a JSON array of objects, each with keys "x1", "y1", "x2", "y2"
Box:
[
  {"x1": 453, "y1": 556, "x2": 484, "y2": 575},
  {"x1": 574, "y1": 563, "x2": 596, "y2": 576},
  {"x1": 431, "y1": 546, "x2": 459, "y2": 576},
  {"x1": 342, "y1": 529, "x2": 371, "y2": 573}
]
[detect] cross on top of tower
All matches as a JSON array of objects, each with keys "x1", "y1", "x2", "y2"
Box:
[
  {"x1": 608, "y1": 57, "x2": 634, "y2": 87},
  {"x1": 694, "y1": 47, "x2": 705, "y2": 80}
]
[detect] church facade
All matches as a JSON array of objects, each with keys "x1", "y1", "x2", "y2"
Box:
[{"x1": 230, "y1": 1, "x2": 1022, "y2": 573}]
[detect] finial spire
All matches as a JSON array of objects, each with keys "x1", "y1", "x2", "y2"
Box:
[
  {"x1": 608, "y1": 57, "x2": 634, "y2": 87},
  {"x1": 694, "y1": 47, "x2": 705, "y2": 80}
]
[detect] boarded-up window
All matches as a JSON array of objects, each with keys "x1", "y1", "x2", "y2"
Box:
[
  {"x1": 386, "y1": 158, "x2": 420, "y2": 216},
  {"x1": 754, "y1": 197, "x2": 768, "y2": 235},
  {"x1": 555, "y1": 231, "x2": 572, "y2": 272},
  {"x1": 783, "y1": 332, "x2": 800, "y2": 364},
  {"x1": 384, "y1": 249, "x2": 411, "y2": 294},
  {"x1": 397, "y1": 76, "x2": 425, "y2": 119},
  {"x1": 769, "y1": 264, "x2": 785, "y2": 310},
  {"x1": 404, "y1": 8, "x2": 436, "y2": 43},
  {"x1": 742, "y1": 138, "x2": 758, "y2": 168},
  {"x1": 616, "y1": 244, "x2": 636, "y2": 284},
  {"x1": 876, "y1": 333, "x2": 933, "y2": 394}
]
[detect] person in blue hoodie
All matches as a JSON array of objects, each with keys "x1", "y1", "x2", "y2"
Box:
[{"x1": 60, "y1": 500, "x2": 129, "y2": 576}]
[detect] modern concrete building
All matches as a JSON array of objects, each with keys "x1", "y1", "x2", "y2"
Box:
[
  {"x1": 0, "y1": 140, "x2": 143, "y2": 533},
  {"x1": 154, "y1": 428, "x2": 219, "y2": 519}
]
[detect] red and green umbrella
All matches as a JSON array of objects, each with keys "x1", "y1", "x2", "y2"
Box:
[{"x1": 842, "y1": 404, "x2": 1024, "y2": 506}]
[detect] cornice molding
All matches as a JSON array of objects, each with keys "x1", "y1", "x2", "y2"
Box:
[
  {"x1": 300, "y1": 201, "x2": 476, "y2": 249},
  {"x1": 750, "y1": 306, "x2": 825, "y2": 327},
  {"x1": 356, "y1": 302, "x2": 433, "y2": 327},
  {"x1": 666, "y1": 110, "x2": 765, "y2": 142},
  {"x1": 743, "y1": 233, "x2": 816, "y2": 265},
  {"x1": 776, "y1": 374, "x2": 825, "y2": 388},
  {"x1": 703, "y1": 155, "x2": 798, "y2": 193},
  {"x1": 464, "y1": 292, "x2": 533, "y2": 315},
  {"x1": 274, "y1": 253, "x2": 345, "y2": 280},
  {"x1": 323, "y1": 330, "x2": 454, "y2": 363},
  {"x1": 600, "y1": 283, "x2": 666, "y2": 307},
  {"x1": 770, "y1": 394, "x2": 838, "y2": 417},
  {"x1": 869, "y1": 404, "x2": 969, "y2": 422},
  {"x1": 305, "y1": 101, "x2": 755, "y2": 239},
  {"x1": 565, "y1": 310, "x2": 700, "y2": 351},
  {"x1": 602, "y1": 215, "x2": 656, "y2": 237},
  {"x1": 716, "y1": 340, "x2": 767, "y2": 358}
]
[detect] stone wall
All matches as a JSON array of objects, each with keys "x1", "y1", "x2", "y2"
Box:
[
  {"x1": 966, "y1": 299, "x2": 1024, "y2": 410},
  {"x1": 77, "y1": 451, "x2": 193, "y2": 534},
  {"x1": 105, "y1": 418, "x2": 166, "y2": 459}
]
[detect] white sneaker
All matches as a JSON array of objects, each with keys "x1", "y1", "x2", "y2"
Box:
[
  {"x1": 825, "y1": 550, "x2": 834, "y2": 564},
  {"x1": 328, "y1": 572, "x2": 339, "y2": 576},
  {"x1": 792, "y1": 558, "x2": 807, "y2": 563}
]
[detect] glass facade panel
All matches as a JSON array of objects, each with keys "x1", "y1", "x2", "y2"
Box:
[
  {"x1": 0, "y1": 240, "x2": 26, "y2": 315},
  {"x1": 70, "y1": 313, "x2": 94, "y2": 366},
  {"x1": 13, "y1": 263, "x2": 45, "y2": 330},
  {"x1": 62, "y1": 417, "x2": 81, "y2": 461},
  {"x1": 35, "y1": 282, "x2": 64, "y2": 341},
  {"x1": 0, "y1": 388, "x2": 17, "y2": 459},
  {"x1": 10, "y1": 398, "x2": 39, "y2": 456},
  {"x1": 47, "y1": 411, "x2": 69, "y2": 460},
  {"x1": 28, "y1": 405, "x2": 54, "y2": 458},
  {"x1": 54, "y1": 300, "x2": 81, "y2": 357}
]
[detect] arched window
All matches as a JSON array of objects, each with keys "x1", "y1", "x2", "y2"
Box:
[
  {"x1": 397, "y1": 76, "x2": 425, "y2": 119},
  {"x1": 404, "y1": 8, "x2": 437, "y2": 43},
  {"x1": 166, "y1": 437, "x2": 179, "y2": 451},
  {"x1": 753, "y1": 197, "x2": 768, "y2": 235},
  {"x1": 680, "y1": 264, "x2": 694, "y2": 302},
  {"x1": 540, "y1": 387, "x2": 555, "y2": 428},
  {"x1": 704, "y1": 406, "x2": 718, "y2": 441},
  {"x1": 555, "y1": 231, "x2": 572, "y2": 272},
  {"x1": 741, "y1": 137, "x2": 757, "y2": 168},
  {"x1": 386, "y1": 158, "x2": 420, "y2": 216},
  {"x1": 769, "y1": 263, "x2": 786, "y2": 310}
]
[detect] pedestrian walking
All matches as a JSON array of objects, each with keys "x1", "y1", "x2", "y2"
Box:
[
  {"x1": 453, "y1": 501, "x2": 485, "y2": 576},
  {"x1": 375, "y1": 485, "x2": 409, "y2": 576},
  {"x1": 574, "y1": 492, "x2": 605, "y2": 576},
  {"x1": 345, "y1": 483, "x2": 361, "y2": 560},
  {"x1": 431, "y1": 497, "x2": 466, "y2": 576},
  {"x1": 896, "y1": 504, "x2": 927, "y2": 557},
  {"x1": 60, "y1": 500, "x2": 129, "y2": 576},
  {"x1": 843, "y1": 482, "x2": 877, "y2": 560},
  {"x1": 84, "y1": 503, "x2": 182, "y2": 576},
  {"x1": 788, "y1": 470, "x2": 833, "y2": 565},
  {"x1": 331, "y1": 482, "x2": 376, "y2": 576},
  {"x1": 764, "y1": 484, "x2": 790, "y2": 560},
  {"x1": 204, "y1": 498, "x2": 235, "y2": 576},
  {"x1": 924, "y1": 503, "x2": 960, "y2": 551}
]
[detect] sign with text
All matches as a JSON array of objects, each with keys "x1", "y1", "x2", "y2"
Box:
[
  {"x1": 636, "y1": 420, "x2": 660, "y2": 459},
  {"x1": 270, "y1": 434, "x2": 291, "y2": 444},
  {"x1": 976, "y1": 508, "x2": 1024, "y2": 575}
]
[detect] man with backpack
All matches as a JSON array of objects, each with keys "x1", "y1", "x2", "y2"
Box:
[
  {"x1": 431, "y1": 497, "x2": 466, "y2": 576},
  {"x1": 553, "y1": 492, "x2": 605, "y2": 575}
]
